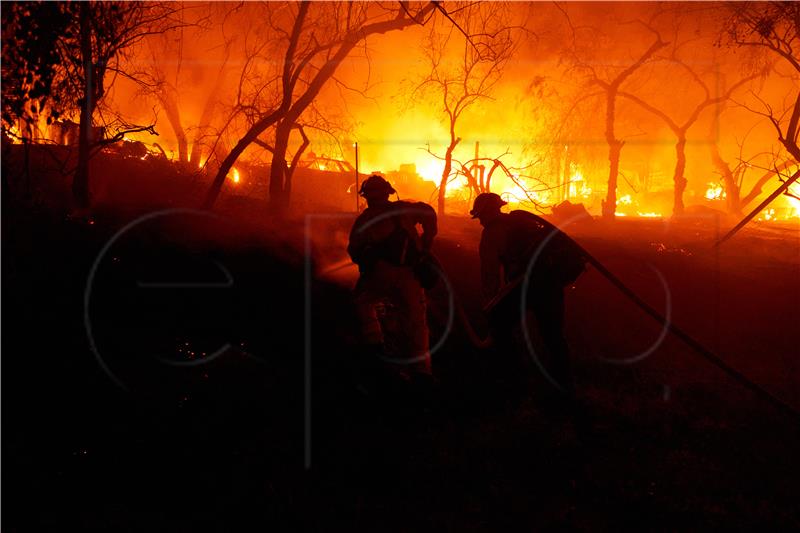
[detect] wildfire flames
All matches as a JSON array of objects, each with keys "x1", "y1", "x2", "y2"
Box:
[
  {"x1": 705, "y1": 183, "x2": 725, "y2": 201},
  {"x1": 6, "y1": 88, "x2": 798, "y2": 221},
  {"x1": 757, "y1": 183, "x2": 800, "y2": 220},
  {"x1": 2, "y1": 2, "x2": 799, "y2": 223},
  {"x1": 789, "y1": 195, "x2": 800, "y2": 218}
]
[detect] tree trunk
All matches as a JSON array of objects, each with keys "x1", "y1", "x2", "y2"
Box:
[
  {"x1": 203, "y1": 2, "x2": 434, "y2": 210},
  {"x1": 284, "y1": 125, "x2": 309, "y2": 204},
  {"x1": 438, "y1": 137, "x2": 460, "y2": 216},
  {"x1": 72, "y1": 1, "x2": 92, "y2": 209},
  {"x1": 485, "y1": 161, "x2": 501, "y2": 194},
  {"x1": 269, "y1": 119, "x2": 293, "y2": 210},
  {"x1": 203, "y1": 108, "x2": 284, "y2": 209},
  {"x1": 781, "y1": 91, "x2": 800, "y2": 162},
  {"x1": 23, "y1": 140, "x2": 31, "y2": 200},
  {"x1": 710, "y1": 141, "x2": 741, "y2": 215},
  {"x1": 438, "y1": 157, "x2": 451, "y2": 216},
  {"x1": 190, "y1": 76, "x2": 225, "y2": 166},
  {"x1": 161, "y1": 88, "x2": 188, "y2": 164},
  {"x1": 464, "y1": 166, "x2": 480, "y2": 197},
  {"x1": 672, "y1": 135, "x2": 687, "y2": 216},
  {"x1": 602, "y1": 91, "x2": 621, "y2": 219}
]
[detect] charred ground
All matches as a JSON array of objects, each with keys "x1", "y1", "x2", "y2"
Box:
[{"x1": 3, "y1": 178, "x2": 799, "y2": 530}]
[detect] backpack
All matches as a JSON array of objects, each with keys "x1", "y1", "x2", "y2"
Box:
[
  {"x1": 507, "y1": 210, "x2": 586, "y2": 287},
  {"x1": 365, "y1": 205, "x2": 440, "y2": 289}
]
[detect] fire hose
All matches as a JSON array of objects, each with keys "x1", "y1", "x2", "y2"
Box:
[{"x1": 445, "y1": 217, "x2": 800, "y2": 422}]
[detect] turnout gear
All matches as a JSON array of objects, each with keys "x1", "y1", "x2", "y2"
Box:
[
  {"x1": 477, "y1": 207, "x2": 584, "y2": 394},
  {"x1": 348, "y1": 194, "x2": 438, "y2": 375},
  {"x1": 348, "y1": 200, "x2": 437, "y2": 274},
  {"x1": 480, "y1": 210, "x2": 585, "y2": 299},
  {"x1": 353, "y1": 262, "x2": 430, "y2": 373}
]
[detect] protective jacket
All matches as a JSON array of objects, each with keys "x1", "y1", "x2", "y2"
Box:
[
  {"x1": 348, "y1": 200, "x2": 437, "y2": 375},
  {"x1": 348, "y1": 200, "x2": 438, "y2": 275},
  {"x1": 480, "y1": 210, "x2": 584, "y2": 302}
]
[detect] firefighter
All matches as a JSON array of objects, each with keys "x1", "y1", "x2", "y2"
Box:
[
  {"x1": 348, "y1": 175, "x2": 438, "y2": 377},
  {"x1": 470, "y1": 192, "x2": 585, "y2": 397}
]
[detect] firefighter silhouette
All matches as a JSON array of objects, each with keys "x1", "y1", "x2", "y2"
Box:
[
  {"x1": 471, "y1": 192, "x2": 585, "y2": 396},
  {"x1": 347, "y1": 175, "x2": 438, "y2": 377}
]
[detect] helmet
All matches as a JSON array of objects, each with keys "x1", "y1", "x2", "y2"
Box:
[
  {"x1": 470, "y1": 192, "x2": 507, "y2": 218},
  {"x1": 359, "y1": 174, "x2": 396, "y2": 197}
]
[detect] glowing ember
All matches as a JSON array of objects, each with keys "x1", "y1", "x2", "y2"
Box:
[{"x1": 232, "y1": 168, "x2": 240, "y2": 183}]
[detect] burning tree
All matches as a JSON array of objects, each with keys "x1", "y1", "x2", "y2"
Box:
[
  {"x1": 412, "y1": 3, "x2": 516, "y2": 215},
  {"x1": 557, "y1": 5, "x2": 669, "y2": 219},
  {"x1": 705, "y1": 103, "x2": 798, "y2": 216},
  {"x1": 720, "y1": 2, "x2": 800, "y2": 214},
  {"x1": 142, "y1": 34, "x2": 192, "y2": 166},
  {"x1": 619, "y1": 60, "x2": 760, "y2": 216},
  {"x1": 1, "y1": 1, "x2": 187, "y2": 208},
  {"x1": 202, "y1": 1, "x2": 494, "y2": 211},
  {"x1": 132, "y1": 12, "x2": 229, "y2": 169},
  {"x1": 1, "y1": 3, "x2": 70, "y2": 138}
]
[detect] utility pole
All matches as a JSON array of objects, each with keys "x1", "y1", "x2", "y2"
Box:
[
  {"x1": 354, "y1": 141, "x2": 359, "y2": 212},
  {"x1": 474, "y1": 141, "x2": 480, "y2": 192},
  {"x1": 563, "y1": 145, "x2": 570, "y2": 202}
]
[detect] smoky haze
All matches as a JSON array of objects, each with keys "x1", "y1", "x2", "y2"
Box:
[{"x1": 10, "y1": 1, "x2": 800, "y2": 217}]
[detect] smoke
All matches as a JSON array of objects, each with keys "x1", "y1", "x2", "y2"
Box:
[{"x1": 79, "y1": 2, "x2": 800, "y2": 217}]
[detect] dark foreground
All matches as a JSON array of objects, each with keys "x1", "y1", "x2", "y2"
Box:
[{"x1": 4, "y1": 199, "x2": 800, "y2": 531}]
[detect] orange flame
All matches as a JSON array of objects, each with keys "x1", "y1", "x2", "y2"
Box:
[{"x1": 705, "y1": 182, "x2": 724, "y2": 200}]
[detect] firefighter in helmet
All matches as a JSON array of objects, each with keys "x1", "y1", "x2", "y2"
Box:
[
  {"x1": 471, "y1": 192, "x2": 585, "y2": 396},
  {"x1": 348, "y1": 175, "x2": 438, "y2": 376}
]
